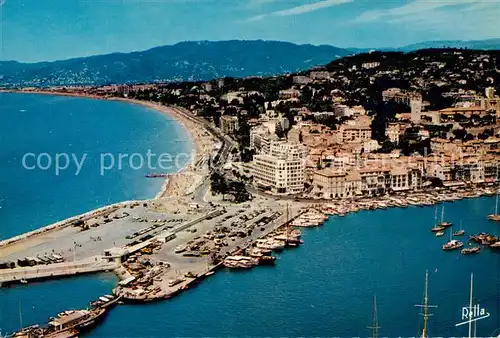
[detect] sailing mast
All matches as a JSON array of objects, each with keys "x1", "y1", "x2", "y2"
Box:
[
  {"x1": 495, "y1": 193, "x2": 498, "y2": 216},
  {"x1": 441, "y1": 206, "x2": 445, "y2": 223},
  {"x1": 367, "y1": 295, "x2": 381, "y2": 338},
  {"x1": 19, "y1": 301, "x2": 23, "y2": 330},
  {"x1": 416, "y1": 270, "x2": 437, "y2": 338},
  {"x1": 285, "y1": 202, "x2": 290, "y2": 240},
  {"x1": 468, "y1": 273, "x2": 474, "y2": 338}
]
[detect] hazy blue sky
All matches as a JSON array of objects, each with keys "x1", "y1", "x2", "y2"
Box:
[{"x1": 1, "y1": 0, "x2": 499, "y2": 62}]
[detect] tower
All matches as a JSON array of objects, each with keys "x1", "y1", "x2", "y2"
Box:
[
  {"x1": 486, "y1": 87, "x2": 495, "y2": 99},
  {"x1": 411, "y1": 98, "x2": 422, "y2": 124}
]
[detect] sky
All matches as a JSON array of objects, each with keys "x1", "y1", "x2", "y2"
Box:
[{"x1": 1, "y1": 0, "x2": 499, "y2": 63}]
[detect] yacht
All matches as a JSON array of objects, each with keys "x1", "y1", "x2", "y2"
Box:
[
  {"x1": 438, "y1": 205, "x2": 452, "y2": 228},
  {"x1": 461, "y1": 246, "x2": 480, "y2": 255},
  {"x1": 442, "y1": 239, "x2": 464, "y2": 251}
]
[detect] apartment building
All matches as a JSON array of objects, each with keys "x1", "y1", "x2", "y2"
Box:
[
  {"x1": 382, "y1": 88, "x2": 423, "y2": 105},
  {"x1": 338, "y1": 124, "x2": 372, "y2": 143},
  {"x1": 386, "y1": 123, "x2": 400, "y2": 144},
  {"x1": 311, "y1": 169, "x2": 362, "y2": 199},
  {"x1": 252, "y1": 142, "x2": 306, "y2": 195},
  {"x1": 312, "y1": 164, "x2": 422, "y2": 199},
  {"x1": 220, "y1": 115, "x2": 239, "y2": 135}
]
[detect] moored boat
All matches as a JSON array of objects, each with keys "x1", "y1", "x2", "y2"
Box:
[
  {"x1": 435, "y1": 231, "x2": 445, "y2": 237},
  {"x1": 488, "y1": 190, "x2": 500, "y2": 222},
  {"x1": 442, "y1": 239, "x2": 464, "y2": 251},
  {"x1": 461, "y1": 246, "x2": 481, "y2": 255}
]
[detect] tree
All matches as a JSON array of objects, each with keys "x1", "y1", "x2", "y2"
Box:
[
  {"x1": 300, "y1": 86, "x2": 313, "y2": 105},
  {"x1": 240, "y1": 147, "x2": 254, "y2": 163},
  {"x1": 210, "y1": 172, "x2": 228, "y2": 197},
  {"x1": 275, "y1": 123, "x2": 285, "y2": 138}
]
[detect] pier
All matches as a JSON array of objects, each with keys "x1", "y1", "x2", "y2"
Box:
[{"x1": 0, "y1": 256, "x2": 119, "y2": 285}]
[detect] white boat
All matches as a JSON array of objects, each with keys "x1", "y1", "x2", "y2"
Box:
[
  {"x1": 488, "y1": 190, "x2": 500, "y2": 221},
  {"x1": 256, "y1": 239, "x2": 285, "y2": 251}
]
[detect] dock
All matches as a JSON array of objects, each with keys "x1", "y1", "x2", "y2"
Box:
[{"x1": 0, "y1": 256, "x2": 119, "y2": 285}]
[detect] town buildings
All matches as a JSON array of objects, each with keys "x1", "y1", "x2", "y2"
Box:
[
  {"x1": 220, "y1": 115, "x2": 239, "y2": 135},
  {"x1": 251, "y1": 141, "x2": 307, "y2": 195}
]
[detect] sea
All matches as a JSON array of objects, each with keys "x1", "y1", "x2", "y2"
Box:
[
  {"x1": 1, "y1": 93, "x2": 500, "y2": 337},
  {"x1": 0, "y1": 92, "x2": 193, "y2": 240}
]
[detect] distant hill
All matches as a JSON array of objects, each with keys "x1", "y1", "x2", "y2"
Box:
[
  {"x1": 348, "y1": 38, "x2": 500, "y2": 53},
  {"x1": 399, "y1": 38, "x2": 500, "y2": 52},
  {"x1": 0, "y1": 40, "x2": 351, "y2": 87},
  {"x1": 1, "y1": 39, "x2": 499, "y2": 88}
]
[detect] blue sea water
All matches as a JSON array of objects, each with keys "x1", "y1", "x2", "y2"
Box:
[
  {"x1": 2, "y1": 198, "x2": 499, "y2": 337},
  {"x1": 0, "y1": 93, "x2": 193, "y2": 240},
  {"x1": 1, "y1": 93, "x2": 500, "y2": 337},
  {"x1": 86, "y1": 197, "x2": 500, "y2": 338}
]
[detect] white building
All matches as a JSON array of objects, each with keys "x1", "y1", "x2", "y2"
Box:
[
  {"x1": 252, "y1": 142, "x2": 306, "y2": 195},
  {"x1": 362, "y1": 62, "x2": 380, "y2": 69},
  {"x1": 410, "y1": 98, "x2": 422, "y2": 124}
]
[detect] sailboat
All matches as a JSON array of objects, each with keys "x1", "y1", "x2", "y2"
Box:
[
  {"x1": 454, "y1": 220, "x2": 465, "y2": 236},
  {"x1": 438, "y1": 205, "x2": 452, "y2": 228},
  {"x1": 431, "y1": 207, "x2": 445, "y2": 233},
  {"x1": 454, "y1": 273, "x2": 490, "y2": 338},
  {"x1": 415, "y1": 270, "x2": 437, "y2": 338},
  {"x1": 443, "y1": 226, "x2": 464, "y2": 251},
  {"x1": 367, "y1": 295, "x2": 381, "y2": 338},
  {"x1": 488, "y1": 191, "x2": 500, "y2": 222}
]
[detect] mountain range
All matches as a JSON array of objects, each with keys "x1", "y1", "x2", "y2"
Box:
[{"x1": 1, "y1": 38, "x2": 499, "y2": 87}]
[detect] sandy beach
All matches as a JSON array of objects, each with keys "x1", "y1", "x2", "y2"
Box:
[{"x1": 111, "y1": 98, "x2": 217, "y2": 199}]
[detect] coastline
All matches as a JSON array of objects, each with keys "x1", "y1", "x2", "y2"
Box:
[{"x1": 0, "y1": 90, "x2": 215, "y2": 200}]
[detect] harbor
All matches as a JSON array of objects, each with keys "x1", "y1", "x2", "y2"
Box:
[
  {"x1": 2, "y1": 193, "x2": 497, "y2": 337},
  {"x1": 2, "y1": 183, "x2": 500, "y2": 336}
]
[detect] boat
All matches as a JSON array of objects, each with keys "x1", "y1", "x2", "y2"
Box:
[
  {"x1": 20, "y1": 279, "x2": 28, "y2": 284},
  {"x1": 223, "y1": 255, "x2": 258, "y2": 269},
  {"x1": 454, "y1": 220, "x2": 465, "y2": 236},
  {"x1": 415, "y1": 270, "x2": 437, "y2": 338},
  {"x1": 442, "y1": 239, "x2": 464, "y2": 251},
  {"x1": 430, "y1": 207, "x2": 444, "y2": 232},
  {"x1": 255, "y1": 239, "x2": 285, "y2": 251},
  {"x1": 12, "y1": 295, "x2": 121, "y2": 338},
  {"x1": 488, "y1": 191, "x2": 500, "y2": 222},
  {"x1": 256, "y1": 255, "x2": 276, "y2": 265},
  {"x1": 461, "y1": 246, "x2": 481, "y2": 255},
  {"x1": 435, "y1": 231, "x2": 445, "y2": 237},
  {"x1": 490, "y1": 241, "x2": 500, "y2": 249},
  {"x1": 367, "y1": 295, "x2": 380, "y2": 338},
  {"x1": 437, "y1": 205, "x2": 452, "y2": 228}
]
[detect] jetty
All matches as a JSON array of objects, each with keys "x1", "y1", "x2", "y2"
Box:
[{"x1": 0, "y1": 256, "x2": 118, "y2": 285}]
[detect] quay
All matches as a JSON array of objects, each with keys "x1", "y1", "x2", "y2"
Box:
[
  {"x1": 1, "y1": 181, "x2": 498, "y2": 336},
  {"x1": 0, "y1": 256, "x2": 118, "y2": 286}
]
